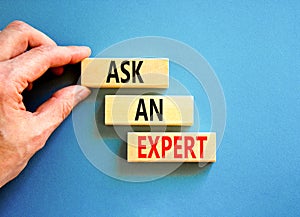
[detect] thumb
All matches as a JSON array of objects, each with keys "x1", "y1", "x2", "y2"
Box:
[{"x1": 34, "y1": 85, "x2": 91, "y2": 138}]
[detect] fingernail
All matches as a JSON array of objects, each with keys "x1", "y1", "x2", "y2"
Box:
[
  {"x1": 75, "y1": 85, "x2": 91, "y2": 102},
  {"x1": 80, "y1": 46, "x2": 92, "y2": 56}
]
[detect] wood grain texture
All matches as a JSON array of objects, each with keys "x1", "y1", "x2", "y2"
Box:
[
  {"x1": 127, "y1": 132, "x2": 216, "y2": 162},
  {"x1": 105, "y1": 95, "x2": 193, "y2": 126},
  {"x1": 81, "y1": 58, "x2": 169, "y2": 88}
]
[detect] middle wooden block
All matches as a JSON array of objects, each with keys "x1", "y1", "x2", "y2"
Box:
[{"x1": 105, "y1": 95, "x2": 194, "y2": 126}]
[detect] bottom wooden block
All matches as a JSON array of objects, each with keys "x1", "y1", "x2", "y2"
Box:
[{"x1": 127, "y1": 132, "x2": 216, "y2": 162}]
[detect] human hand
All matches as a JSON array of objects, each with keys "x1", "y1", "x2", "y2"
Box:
[{"x1": 0, "y1": 21, "x2": 91, "y2": 187}]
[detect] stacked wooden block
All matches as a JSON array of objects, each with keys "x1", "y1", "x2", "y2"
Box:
[{"x1": 82, "y1": 58, "x2": 216, "y2": 162}]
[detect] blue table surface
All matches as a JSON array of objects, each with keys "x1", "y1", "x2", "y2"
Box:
[{"x1": 0, "y1": 1, "x2": 299, "y2": 217}]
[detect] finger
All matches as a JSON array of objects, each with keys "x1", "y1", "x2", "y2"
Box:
[
  {"x1": 0, "y1": 20, "x2": 56, "y2": 61},
  {"x1": 26, "y1": 82, "x2": 33, "y2": 91},
  {"x1": 9, "y1": 45, "x2": 91, "y2": 88},
  {"x1": 34, "y1": 85, "x2": 91, "y2": 138},
  {"x1": 51, "y1": 66, "x2": 64, "y2": 76}
]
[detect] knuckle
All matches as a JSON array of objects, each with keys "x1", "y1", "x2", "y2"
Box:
[
  {"x1": 31, "y1": 45, "x2": 55, "y2": 66},
  {"x1": 51, "y1": 93, "x2": 73, "y2": 121},
  {"x1": 33, "y1": 45, "x2": 56, "y2": 59},
  {"x1": 61, "y1": 100, "x2": 73, "y2": 119},
  {"x1": 33, "y1": 45, "x2": 53, "y2": 53},
  {"x1": 9, "y1": 20, "x2": 29, "y2": 31},
  {"x1": 30, "y1": 132, "x2": 47, "y2": 152},
  {"x1": 25, "y1": 119, "x2": 47, "y2": 154}
]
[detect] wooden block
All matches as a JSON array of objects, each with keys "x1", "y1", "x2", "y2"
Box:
[
  {"x1": 81, "y1": 58, "x2": 169, "y2": 88},
  {"x1": 105, "y1": 95, "x2": 193, "y2": 126},
  {"x1": 127, "y1": 132, "x2": 216, "y2": 162}
]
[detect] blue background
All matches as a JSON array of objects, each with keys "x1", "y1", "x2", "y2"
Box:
[{"x1": 0, "y1": 1, "x2": 299, "y2": 216}]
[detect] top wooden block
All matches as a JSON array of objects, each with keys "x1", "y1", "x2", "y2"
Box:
[{"x1": 81, "y1": 58, "x2": 169, "y2": 88}]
